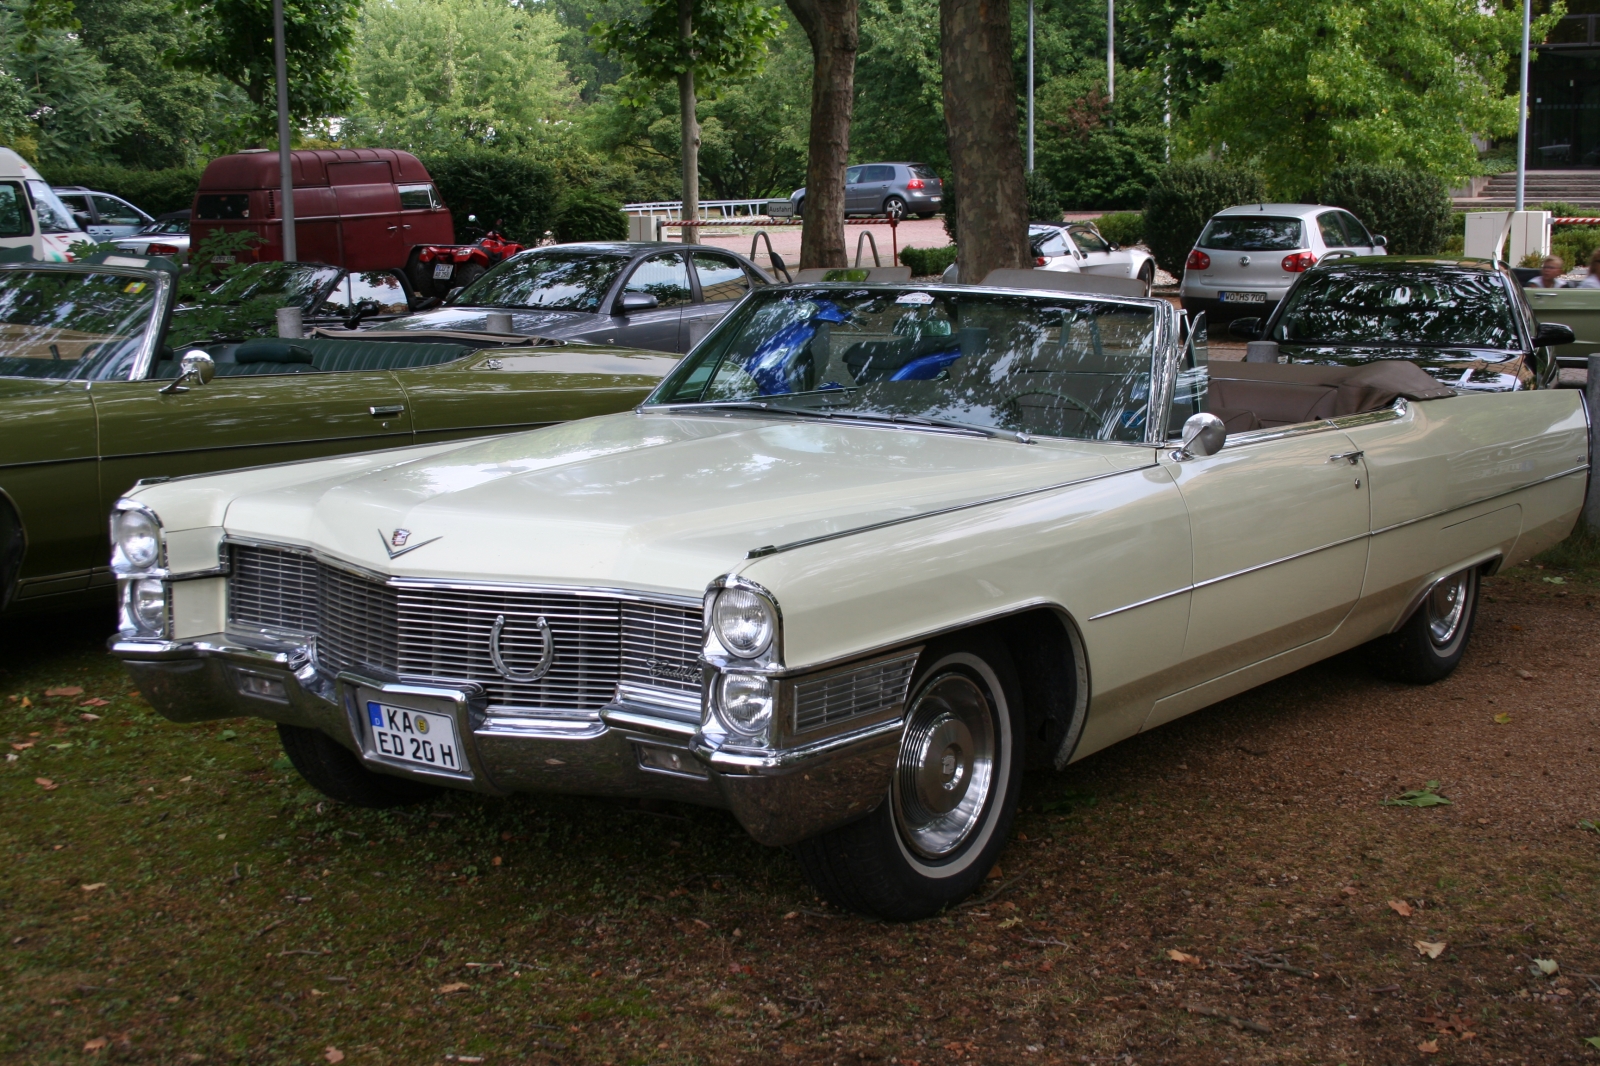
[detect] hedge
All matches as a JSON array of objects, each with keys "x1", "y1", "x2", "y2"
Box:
[
  {"x1": 419, "y1": 148, "x2": 559, "y2": 245},
  {"x1": 1025, "y1": 170, "x2": 1062, "y2": 223},
  {"x1": 901, "y1": 244, "x2": 958, "y2": 277},
  {"x1": 1142, "y1": 162, "x2": 1267, "y2": 275},
  {"x1": 1095, "y1": 211, "x2": 1144, "y2": 248},
  {"x1": 554, "y1": 191, "x2": 627, "y2": 243},
  {"x1": 1315, "y1": 165, "x2": 1452, "y2": 255},
  {"x1": 35, "y1": 164, "x2": 203, "y2": 216}
]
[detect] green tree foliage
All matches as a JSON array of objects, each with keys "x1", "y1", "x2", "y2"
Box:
[
  {"x1": 0, "y1": 0, "x2": 137, "y2": 162},
  {"x1": 851, "y1": 0, "x2": 944, "y2": 167},
  {"x1": 1142, "y1": 159, "x2": 1265, "y2": 273},
  {"x1": 553, "y1": 189, "x2": 627, "y2": 241},
  {"x1": 175, "y1": 0, "x2": 360, "y2": 142},
  {"x1": 1315, "y1": 165, "x2": 1452, "y2": 255},
  {"x1": 34, "y1": 164, "x2": 203, "y2": 214},
  {"x1": 1177, "y1": 0, "x2": 1560, "y2": 197},
  {"x1": 1024, "y1": 168, "x2": 1060, "y2": 222},
  {"x1": 1033, "y1": 70, "x2": 1168, "y2": 210},
  {"x1": 345, "y1": 0, "x2": 577, "y2": 153},
  {"x1": 419, "y1": 147, "x2": 559, "y2": 243}
]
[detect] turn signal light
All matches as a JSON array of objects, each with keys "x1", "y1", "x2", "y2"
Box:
[
  {"x1": 1282, "y1": 251, "x2": 1317, "y2": 272},
  {"x1": 906, "y1": 178, "x2": 925, "y2": 190},
  {"x1": 1186, "y1": 250, "x2": 1210, "y2": 271},
  {"x1": 147, "y1": 243, "x2": 180, "y2": 256}
]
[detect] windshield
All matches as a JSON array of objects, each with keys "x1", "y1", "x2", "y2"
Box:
[
  {"x1": 203, "y1": 263, "x2": 341, "y2": 307},
  {"x1": 167, "y1": 262, "x2": 341, "y2": 348},
  {"x1": 26, "y1": 181, "x2": 81, "y2": 234},
  {"x1": 453, "y1": 250, "x2": 630, "y2": 311},
  {"x1": 1198, "y1": 215, "x2": 1304, "y2": 252},
  {"x1": 1272, "y1": 270, "x2": 1521, "y2": 350},
  {"x1": 647, "y1": 287, "x2": 1159, "y2": 442},
  {"x1": 0, "y1": 268, "x2": 161, "y2": 380}
]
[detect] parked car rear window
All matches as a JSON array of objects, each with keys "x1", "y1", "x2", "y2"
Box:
[
  {"x1": 910, "y1": 165, "x2": 940, "y2": 181},
  {"x1": 196, "y1": 194, "x2": 251, "y2": 220},
  {"x1": 454, "y1": 250, "x2": 629, "y2": 312},
  {"x1": 1197, "y1": 216, "x2": 1304, "y2": 252},
  {"x1": 1272, "y1": 269, "x2": 1521, "y2": 350}
]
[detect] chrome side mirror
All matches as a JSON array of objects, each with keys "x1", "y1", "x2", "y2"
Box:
[
  {"x1": 1176, "y1": 411, "x2": 1226, "y2": 460},
  {"x1": 159, "y1": 350, "x2": 215, "y2": 395}
]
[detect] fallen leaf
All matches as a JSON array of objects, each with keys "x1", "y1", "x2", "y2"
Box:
[
  {"x1": 35, "y1": 777, "x2": 57, "y2": 791},
  {"x1": 11, "y1": 741, "x2": 33, "y2": 751},
  {"x1": 782, "y1": 911, "x2": 798, "y2": 920},
  {"x1": 437, "y1": 982, "x2": 471, "y2": 994},
  {"x1": 45, "y1": 686, "x2": 83, "y2": 697},
  {"x1": 998, "y1": 916, "x2": 1023, "y2": 929},
  {"x1": 1388, "y1": 899, "x2": 1413, "y2": 917},
  {"x1": 986, "y1": 864, "x2": 1004, "y2": 880},
  {"x1": 80, "y1": 698, "x2": 109, "y2": 707},
  {"x1": 1167, "y1": 949, "x2": 1202, "y2": 966},
  {"x1": 1340, "y1": 886, "x2": 1359, "y2": 897},
  {"x1": 1414, "y1": 940, "x2": 1447, "y2": 959},
  {"x1": 79, "y1": 713, "x2": 101, "y2": 722},
  {"x1": 83, "y1": 1037, "x2": 108, "y2": 1052},
  {"x1": 81, "y1": 883, "x2": 106, "y2": 892},
  {"x1": 1584, "y1": 1036, "x2": 1600, "y2": 1049},
  {"x1": 1516, "y1": 669, "x2": 1535, "y2": 680},
  {"x1": 491, "y1": 856, "x2": 502, "y2": 866},
  {"x1": 324, "y1": 1048, "x2": 345, "y2": 1064},
  {"x1": 1418, "y1": 1038, "x2": 1439, "y2": 1053},
  {"x1": 1494, "y1": 712, "x2": 1512, "y2": 725},
  {"x1": 19, "y1": 696, "x2": 30, "y2": 708},
  {"x1": 1383, "y1": 781, "x2": 1451, "y2": 807},
  {"x1": 1531, "y1": 958, "x2": 1559, "y2": 976}
]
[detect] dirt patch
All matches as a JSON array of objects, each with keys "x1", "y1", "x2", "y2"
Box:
[{"x1": 1, "y1": 573, "x2": 1597, "y2": 1064}]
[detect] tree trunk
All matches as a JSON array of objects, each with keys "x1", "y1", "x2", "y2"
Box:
[
  {"x1": 787, "y1": 0, "x2": 856, "y2": 268},
  {"x1": 679, "y1": 0, "x2": 700, "y2": 244},
  {"x1": 940, "y1": 0, "x2": 1028, "y2": 282}
]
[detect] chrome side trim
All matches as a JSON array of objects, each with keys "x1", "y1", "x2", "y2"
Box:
[
  {"x1": 744, "y1": 464, "x2": 1156, "y2": 559},
  {"x1": 1087, "y1": 463, "x2": 1591, "y2": 621},
  {"x1": 693, "y1": 715, "x2": 905, "y2": 776}
]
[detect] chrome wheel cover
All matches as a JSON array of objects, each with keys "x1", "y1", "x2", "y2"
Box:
[
  {"x1": 1426, "y1": 571, "x2": 1470, "y2": 647},
  {"x1": 892, "y1": 670, "x2": 997, "y2": 860}
]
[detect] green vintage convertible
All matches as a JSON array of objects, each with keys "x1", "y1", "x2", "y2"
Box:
[{"x1": 0, "y1": 252, "x2": 681, "y2": 614}]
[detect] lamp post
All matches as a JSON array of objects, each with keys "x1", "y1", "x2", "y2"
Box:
[
  {"x1": 1516, "y1": 0, "x2": 1530, "y2": 212},
  {"x1": 1027, "y1": 0, "x2": 1034, "y2": 171},
  {"x1": 274, "y1": 0, "x2": 297, "y2": 262},
  {"x1": 1107, "y1": 0, "x2": 1114, "y2": 103}
]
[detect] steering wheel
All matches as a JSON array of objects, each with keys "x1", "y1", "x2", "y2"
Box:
[{"x1": 1000, "y1": 388, "x2": 1101, "y2": 424}]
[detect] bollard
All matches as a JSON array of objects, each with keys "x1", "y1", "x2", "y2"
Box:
[
  {"x1": 485, "y1": 311, "x2": 513, "y2": 334},
  {"x1": 275, "y1": 306, "x2": 302, "y2": 339},
  {"x1": 1587, "y1": 356, "x2": 1600, "y2": 530}
]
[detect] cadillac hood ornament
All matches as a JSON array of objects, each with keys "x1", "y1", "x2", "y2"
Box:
[{"x1": 379, "y1": 528, "x2": 442, "y2": 559}]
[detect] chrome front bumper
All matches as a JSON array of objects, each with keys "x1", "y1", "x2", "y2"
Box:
[{"x1": 112, "y1": 632, "x2": 899, "y2": 847}]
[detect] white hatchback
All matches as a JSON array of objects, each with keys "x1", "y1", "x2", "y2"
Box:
[
  {"x1": 1180, "y1": 203, "x2": 1385, "y2": 325},
  {"x1": 1031, "y1": 223, "x2": 1157, "y2": 295}
]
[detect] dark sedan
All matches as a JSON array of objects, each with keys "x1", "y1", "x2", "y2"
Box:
[
  {"x1": 374, "y1": 242, "x2": 773, "y2": 353},
  {"x1": 1227, "y1": 257, "x2": 1571, "y2": 392}
]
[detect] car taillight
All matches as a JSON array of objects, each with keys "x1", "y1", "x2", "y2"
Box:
[
  {"x1": 1282, "y1": 251, "x2": 1316, "y2": 272},
  {"x1": 1036, "y1": 256, "x2": 1047, "y2": 266},
  {"x1": 906, "y1": 178, "x2": 924, "y2": 190},
  {"x1": 147, "y1": 243, "x2": 179, "y2": 256},
  {"x1": 1186, "y1": 250, "x2": 1210, "y2": 271}
]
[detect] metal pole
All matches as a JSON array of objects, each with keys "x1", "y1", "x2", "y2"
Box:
[
  {"x1": 1587, "y1": 356, "x2": 1600, "y2": 530},
  {"x1": 1107, "y1": 0, "x2": 1115, "y2": 103},
  {"x1": 1516, "y1": 0, "x2": 1531, "y2": 213},
  {"x1": 273, "y1": 0, "x2": 296, "y2": 262},
  {"x1": 1026, "y1": 0, "x2": 1034, "y2": 171}
]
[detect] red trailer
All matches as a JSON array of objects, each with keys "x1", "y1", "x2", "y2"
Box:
[{"x1": 191, "y1": 148, "x2": 454, "y2": 270}]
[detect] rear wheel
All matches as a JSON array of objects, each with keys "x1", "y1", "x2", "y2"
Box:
[
  {"x1": 1365, "y1": 567, "x2": 1480, "y2": 683},
  {"x1": 1137, "y1": 261, "x2": 1156, "y2": 297},
  {"x1": 883, "y1": 196, "x2": 908, "y2": 221},
  {"x1": 452, "y1": 262, "x2": 486, "y2": 291},
  {"x1": 793, "y1": 197, "x2": 805, "y2": 219},
  {"x1": 277, "y1": 723, "x2": 440, "y2": 808},
  {"x1": 792, "y1": 633, "x2": 1023, "y2": 920}
]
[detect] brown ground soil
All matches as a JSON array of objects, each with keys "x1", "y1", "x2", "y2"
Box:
[{"x1": 2, "y1": 562, "x2": 1597, "y2": 1065}]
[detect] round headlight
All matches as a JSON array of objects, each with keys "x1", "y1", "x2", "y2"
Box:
[
  {"x1": 114, "y1": 508, "x2": 161, "y2": 570},
  {"x1": 717, "y1": 673, "x2": 773, "y2": 735},
  {"x1": 132, "y1": 577, "x2": 167, "y2": 633},
  {"x1": 712, "y1": 587, "x2": 775, "y2": 658}
]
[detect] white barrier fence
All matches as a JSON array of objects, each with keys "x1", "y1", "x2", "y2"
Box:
[{"x1": 623, "y1": 198, "x2": 789, "y2": 220}]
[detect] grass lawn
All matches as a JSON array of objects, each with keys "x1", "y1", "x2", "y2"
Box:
[{"x1": 3, "y1": 541, "x2": 1599, "y2": 1064}]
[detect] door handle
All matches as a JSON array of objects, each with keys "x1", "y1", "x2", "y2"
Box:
[
  {"x1": 370, "y1": 404, "x2": 405, "y2": 417},
  {"x1": 1328, "y1": 450, "x2": 1364, "y2": 465},
  {"x1": 386, "y1": 225, "x2": 399, "y2": 232}
]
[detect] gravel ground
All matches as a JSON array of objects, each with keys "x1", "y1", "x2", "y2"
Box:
[{"x1": 2, "y1": 562, "x2": 1596, "y2": 1064}]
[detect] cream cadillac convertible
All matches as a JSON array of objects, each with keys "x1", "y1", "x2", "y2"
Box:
[{"x1": 110, "y1": 281, "x2": 1589, "y2": 919}]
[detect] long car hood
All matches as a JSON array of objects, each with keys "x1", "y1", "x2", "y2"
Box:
[
  {"x1": 376, "y1": 306, "x2": 596, "y2": 338},
  {"x1": 1278, "y1": 344, "x2": 1530, "y2": 391},
  {"x1": 219, "y1": 412, "x2": 1142, "y2": 595}
]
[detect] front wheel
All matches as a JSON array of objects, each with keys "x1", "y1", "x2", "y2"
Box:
[
  {"x1": 792, "y1": 634, "x2": 1023, "y2": 920},
  {"x1": 1364, "y1": 567, "x2": 1481, "y2": 683},
  {"x1": 277, "y1": 724, "x2": 440, "y2": 808}
]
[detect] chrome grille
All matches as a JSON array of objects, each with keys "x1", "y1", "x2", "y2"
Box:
[
  {"x1": 620, "y1": 601, "x2": 704, "y2": 698},
  {"x1": 225, "y1": 544, "x2": 701, "y2": 714},
  {"x1": 792, "y1": 652, "x2": 919, "y2": 734},
  {"x1": 227, "y1": 544, "x2": 318, "y2": 635}
]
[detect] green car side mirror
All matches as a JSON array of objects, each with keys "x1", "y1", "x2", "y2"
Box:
[{"x1": 159, "y1": 350, "x2": 215, "y2": 395}]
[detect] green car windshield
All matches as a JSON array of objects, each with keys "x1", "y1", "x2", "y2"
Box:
[
  {"x1": 646, "y1": 287, "x2": 1159, "y2": 442},
  {"x1": 168, "y1": 262, "x2": 342, "y2": 348},
  {"x1": 0, "y1": 268, "x2": 161, "y2": 380},
  {"x1": 1272, "y1": 269, "x2": 1522, "y2": 350}
]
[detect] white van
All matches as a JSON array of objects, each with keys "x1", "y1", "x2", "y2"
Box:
[{"x1": 0, "y1": 147, "x2": 85, "y2": 261}]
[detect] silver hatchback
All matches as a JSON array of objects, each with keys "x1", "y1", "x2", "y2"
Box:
[
  {"x1": 1180, "y1": 203, "x2": 1385, "y2": 325},
  {"x1": 790, "y1": 162, "x2": 944, "y2": 220}
]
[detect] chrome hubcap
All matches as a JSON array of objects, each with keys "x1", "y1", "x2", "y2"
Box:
[
  {"x1": 1426, "y1": 572, "x2": 1469, "y2": 647},
  {"x1": 893, "y1": 671, "x2": 996, "y2": 859}
]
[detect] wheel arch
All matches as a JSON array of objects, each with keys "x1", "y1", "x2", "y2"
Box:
[{"x1": 0, "y1": 485, "x2": 28, "y2": 612}]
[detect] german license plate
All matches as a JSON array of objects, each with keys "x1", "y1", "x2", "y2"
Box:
[
  {"x1": 1219, "y1": 291, "x2": 1266, "y2": 303},
  {"x1": 432, "y1": 263, "x2": 454, "y2": 280},
  {"x1": 366, "y1": 701, "x2": 465, "y2": 773}
]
